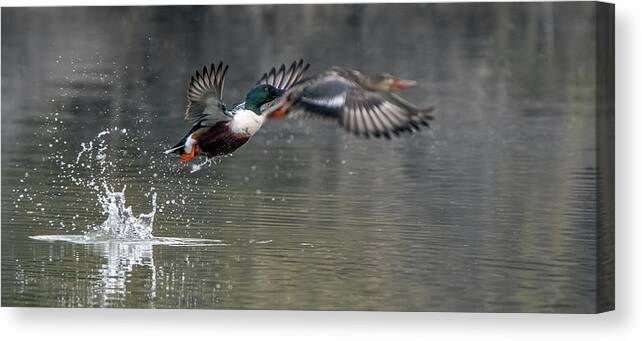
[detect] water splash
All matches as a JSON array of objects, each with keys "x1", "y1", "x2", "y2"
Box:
[
  {"x1": 61, "y1": 128, "x2": 159, "y2": 241},
  {"x1": 87, "y1": 184, "x2": 156, "y2": 241},
  {"x1": 17, "y1": 115, "x2": 228, "y2": 233},
  {"x1": 29, "y1": 127, "x2": 223, "y2": 246}
]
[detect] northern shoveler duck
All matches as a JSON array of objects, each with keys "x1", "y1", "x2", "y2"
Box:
[
  {"x1": 263, "y1": 66, "x2": 434, "y2": 139},
  {"x1": 164, "y1": 60, "x2": 310, "y2": 161},
  {"x1": 167, "y1": 60, "x2": 434, "y2": 162}
]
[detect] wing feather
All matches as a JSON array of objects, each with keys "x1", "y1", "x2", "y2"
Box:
[
  {"x1": 357, "y1": 105, "x2": 368, "y2": 137},
  {"x1": 280, "y1": 69, "x2": 434, "y2": 138},
  {"x1": 185, "y1": 62, "x2": 229, "y2": 126},
  {"x1": 256, "y1": 59, "x2": 311, "y2": 91}
]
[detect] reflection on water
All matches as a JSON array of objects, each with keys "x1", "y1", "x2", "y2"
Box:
[
  {"x1": 22, "y1": 237, "x2": 226, "y2": 307},
  {"x1": 2, "y1": 3, "x2": 608, "y2": 312},
  {"x1": 93, "y1": 241, "x2": 157, "y2": 306},
  {"x1": 87, "y1": 240, "x2": 223, "y2": 307}
]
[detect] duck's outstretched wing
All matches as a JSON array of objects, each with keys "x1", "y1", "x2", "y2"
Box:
[
  {"x1": 277, "y1": 73, "x2": 434, "y2": 139},
  {"x1": 185, "y1": 62, "x2": 230, "y2": 126},
  {"x1": 256, "y1": 59, "x2": 310, "y2": 91}
]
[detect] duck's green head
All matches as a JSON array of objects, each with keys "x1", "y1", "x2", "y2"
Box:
[{"x1": 244, "y1": 84, "x2": 283, "y2": 114}]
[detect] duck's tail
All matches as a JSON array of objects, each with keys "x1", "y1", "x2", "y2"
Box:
[
  {"x1": 165, "y1": 133, "x2": 196, "y2": 162},
  {"x1": 165, "y1": 131, "x2": 192, "y2": 155},
  {"x1": 164, "y1": 143, "x2": 185, "y2": 155},
  {"x1": 418, "y1": 106, "x2": 435, "y2": 122}
]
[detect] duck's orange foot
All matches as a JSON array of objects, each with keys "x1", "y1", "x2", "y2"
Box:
[{"x1": 179, "y1": 147, "x2": 195, "y2": 162}]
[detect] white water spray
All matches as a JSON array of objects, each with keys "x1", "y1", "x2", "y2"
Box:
[
  {"x1": 30, "y1": 127, "x2": 222, "y2": 246},
  {"x1": 87, "y1": 184, "x2": 157, "y2": 241}
]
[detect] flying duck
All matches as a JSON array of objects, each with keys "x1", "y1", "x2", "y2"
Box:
[
  {"x1": 164, "y1": 60, "x2": 310, "y2": 161},
  {"x1": 261, "y1": 66, "x2": 434, "y2": 139},
  {"x1": 166, "y1": 60, "x2": 434, "y2": 162}
]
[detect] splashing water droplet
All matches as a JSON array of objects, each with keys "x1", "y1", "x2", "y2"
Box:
[
  {"x1": 85, "y1": 184, "x2": 157, "y2": 241},
  {"x1": 30, "y1": 128, "x2": 222, "y2": 246}
]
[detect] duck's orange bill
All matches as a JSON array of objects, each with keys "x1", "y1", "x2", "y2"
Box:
[{"x1": 390, "y1": 79, "x2": 418, "y2": 90}]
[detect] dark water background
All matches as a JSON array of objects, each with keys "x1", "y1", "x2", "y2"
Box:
[{"x1": 2, "y1": 3, "x2": 601, "y2": 312}]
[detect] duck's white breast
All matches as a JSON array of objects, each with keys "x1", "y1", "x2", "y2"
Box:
[{"x1": 229, "y1": 109, "x2": 265, "y2": 136}]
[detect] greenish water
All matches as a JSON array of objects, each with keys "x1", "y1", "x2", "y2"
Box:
[{"x1": 2, "y1": 3, "x2": 602, "y2": 311}]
